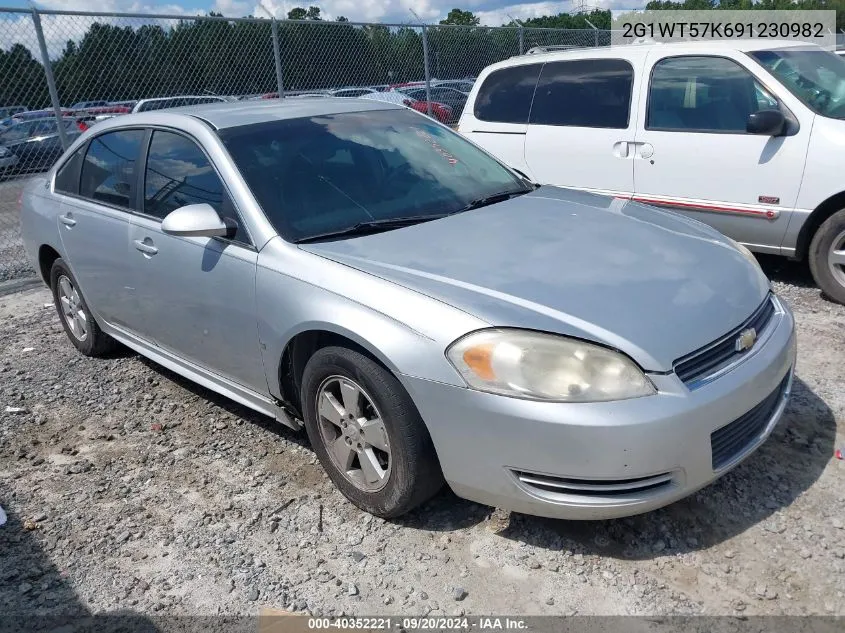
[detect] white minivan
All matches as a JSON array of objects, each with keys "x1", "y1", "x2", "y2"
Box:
[{"x1": 459, "y1": 40, "x2": 845, "y2": 303}]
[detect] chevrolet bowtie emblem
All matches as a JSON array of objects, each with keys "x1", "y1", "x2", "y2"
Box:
[{"x1": 735, "y1": 328, "x2": 757, "y2": 352}]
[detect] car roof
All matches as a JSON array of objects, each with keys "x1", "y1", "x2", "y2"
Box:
[
  {"x1": 493, "y1": 38, "x2": 814, "y2": 68},
  {"x1": 106, "y1": 98, "x2": 402, "y2": 130}
]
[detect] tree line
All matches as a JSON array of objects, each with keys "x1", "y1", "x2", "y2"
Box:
[{"x1": 1, "y1": 3, "x2": 843, "y2": 111}]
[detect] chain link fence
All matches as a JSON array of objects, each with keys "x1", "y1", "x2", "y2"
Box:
[{"x1": 0, "y1": 7, "x2": 607, "y2": 282}]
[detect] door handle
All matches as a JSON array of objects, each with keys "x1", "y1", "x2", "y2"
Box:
[
  {"x1": 133, "y1": 239, "x2": 158, "y2": 256},
  {"x1": 613, "y1": 141, "x2": 630, "y2": 158},
  {"x1": 59, "y1": 213, "x2": 76, "y2": 227},
  {"x1": 635, "y1": 143, "x2": 655, "y2": 159}
]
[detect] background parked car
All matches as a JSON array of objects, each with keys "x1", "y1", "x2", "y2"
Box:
[
  {"x1": 11, "y1": 109, "x2": 73, "y2": 122},
  {"x1": 432, "y1": 79, "x2": 475, "y2": 92},
  {"x1": 360, "y1": 91, "x2": 452, "y2": 124},
  {"x1": 0, "y1": 117, "x2": 80, "y2": 173},
  {"x1": 399, "y1": 86, "x2": 467, "y2": 124},
  {"x1": 0, "y1": 144, "x2": 19, "y2": 172},
  {"x1": 108, "y1": 100, "x2": 138, "y2": 109},
  {"x1": 131, "y1": 95, "x2": 228, "y2": 112},
  {"x1": 329, "y1": 87, "x2": 378, "y2": 98},
  {"x1": 0, "y1": 105, "x2": 28, "y2": 119},
  {"x1": 70, "y1": 100, "x2": 109, "y2": 110},
  {"x1": 71, "y1": 105, "x2": 131, "y2": 117}
]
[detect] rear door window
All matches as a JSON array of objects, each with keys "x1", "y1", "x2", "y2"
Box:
[
  {"x1": 530, "y1": 59, "x2": 634, "y2": 128},
  {"x1": 55, "y1": 145, "x2": 86, "y2": 195},
  {"x1": 79, "y1": 129, "x2": 145, "y2": 208},
  {"x1": 473, "y1": 64, "x2": 542, "y2": 124}
]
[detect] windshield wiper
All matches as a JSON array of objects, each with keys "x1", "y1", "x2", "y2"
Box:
[
  {"x1": 456, "y1": 188, "x2": 531, "y2": 213},
  {"x1": 295, "y1": 214, "x2": 450, "y2": 243}
]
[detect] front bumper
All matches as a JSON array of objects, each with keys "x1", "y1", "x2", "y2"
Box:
[{"x1": 402, "y1": 298, "x2": 796, "y2": 520}]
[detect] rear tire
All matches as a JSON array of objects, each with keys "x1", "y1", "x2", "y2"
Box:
[
  {"x1": 301, "y1": 346, "x2": 443, "y2": 518},
  {"x1": 809, "y1": 209, "x2": 845, "y2": 305},
  {"x1": 50, "y1": 258, "x2": 117, "y2": 357}
]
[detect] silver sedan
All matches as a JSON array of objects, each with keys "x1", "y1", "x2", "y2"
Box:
[{"x1": 20, "y1": 99, "x2": 796, "y2": 519}]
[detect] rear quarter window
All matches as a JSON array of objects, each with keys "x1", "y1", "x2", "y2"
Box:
[{"x1": 473, "y1": 64, "x2": 542, "y2": 124}]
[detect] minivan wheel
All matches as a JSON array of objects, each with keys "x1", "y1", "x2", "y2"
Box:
[
  {"x1": 809, "y1": 209, "x2": 845, "y2": 305},
  {"x1": 301, "y1": 346, "x2": 443, "y2": 518},
  {"x1": 50, "y1": 258, "x2": 116, "y2": 356}
]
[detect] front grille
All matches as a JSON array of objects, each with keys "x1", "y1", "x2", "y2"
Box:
[
  {"x1": 710, "y1": 373, "x2": 790, "y2": 470},
  {"x1": 675, "y1": 295, "x2": 776, "y2": 387},
  {"x1": 512, "y1": 470, "x2": 674, "y2": 498}
]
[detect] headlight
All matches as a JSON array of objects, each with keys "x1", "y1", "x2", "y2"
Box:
[{"x1": 446, "y1": 329, "x2": 655, "y2": 402}]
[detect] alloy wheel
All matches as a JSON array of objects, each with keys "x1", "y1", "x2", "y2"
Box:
[
  {"x1": 828, "y1": 229, "x2": 845, "y2": 289},
  {"x1": 57, "y1": 274, "x2": 88, "y2": 342},
  {"x1": 315, "y1": 375, "x2": 391, "y2": 492}
]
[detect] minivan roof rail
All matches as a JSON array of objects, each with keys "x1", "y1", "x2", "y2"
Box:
[{"x1": 524, "y1": 45, "x2": 580, "y2": 55}]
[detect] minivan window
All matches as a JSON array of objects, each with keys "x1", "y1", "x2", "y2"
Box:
[
  {"x1": 218, "y1": 108, "x2": 529, "y2": 242},
  {"x1": 647, "y1": 56, "x2": 779, "y2": 133},
  {"x1": 143, "y1": 130, "x2": 248, "y2": 245},
  {"x1": 750, "y1": 49, "x2": 845, "y2": 120},
  {"x1": 474, "y1": 64, "x2": 542, "y2": 124},
  {"x1": 79, "y1": 129, "x2": 144, "y2": 208},
  {"x1": 530, "y1": 59, "x2": 633, "y2": 128}
]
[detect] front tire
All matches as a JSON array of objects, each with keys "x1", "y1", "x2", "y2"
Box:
[
  {"x1": 50, "y1": 258, "x2": 116, "y2": 356},
  {"x1": 809, "y1": 209, "x2": 845, "y2": 305},
  {"x1": 301, "y1": 346, "x2": 443, "y2": 518}
]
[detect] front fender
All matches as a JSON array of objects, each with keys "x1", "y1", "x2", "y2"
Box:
[{"x1": 255, "y1": 238, "x2": 486, "y2": 398}]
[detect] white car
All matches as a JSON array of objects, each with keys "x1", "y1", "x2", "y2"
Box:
[{"x1": 459, "y1": 40, "x2": 845, "y2": 303}]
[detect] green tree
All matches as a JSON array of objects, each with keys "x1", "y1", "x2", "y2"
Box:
[{"x1": 440, "y1": 9, "x2": 480, "y2": 26}]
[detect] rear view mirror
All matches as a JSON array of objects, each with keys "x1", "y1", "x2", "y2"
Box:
[
  {"x1": 161, "y1": 203, "x2": 231, "y2": 238},
  {"x1": 747, "y1": 110, "x2": 786, "y2": 136}
]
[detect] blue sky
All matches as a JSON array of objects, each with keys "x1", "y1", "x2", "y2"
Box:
[{"x1": 2, "y1": 0, "x2": 636, "y2": 26}]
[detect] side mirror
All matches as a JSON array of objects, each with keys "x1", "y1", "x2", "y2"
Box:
[
  {"x1": 747, "y1": 110, "x2": 786, "y2": 136},
  {"x1": 161, "y1": 203, "x2": 231, "y2": 238}
]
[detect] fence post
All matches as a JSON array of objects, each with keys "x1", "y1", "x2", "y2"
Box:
[
  {"x1": 270, "y1": 18, "x2": 285, "y2": 98},
  {"x1": 518, "y1": 26, "x2": 524, "y2": 55},
  {"x1": 31, "y1": 8, "x2": 69, "y2": 150},
  {"x1": 421, "y1": 25, "x2": 432, "y2": 118},
  {"x1": 583, "y1": 18, "x2": 600, "y2": 48}
]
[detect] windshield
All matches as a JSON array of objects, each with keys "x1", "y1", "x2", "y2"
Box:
[
  {"x1": 218, "y1": 108, "x2": 528, "y2": 242},
  {"x1": 751, "y1": 49, "x2": 845, "y2": 119}
]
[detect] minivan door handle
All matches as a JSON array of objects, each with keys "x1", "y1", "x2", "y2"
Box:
[
  {"x1": 634, "y1": 143, "x2": 655, "y2": 159},
  {"x1": 59, "y1": 213, "x2": 76, "y2": 227},
  {"x1": 612, "y1": 141, "x2": 631, "y2": 158},
  {"x1": 133, "y1": 238, "x2": 158, "y2": 256}
]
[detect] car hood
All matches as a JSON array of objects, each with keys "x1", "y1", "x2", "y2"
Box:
[{"x1": 299, "y1": 187, "x2": 770, "y2": 371}]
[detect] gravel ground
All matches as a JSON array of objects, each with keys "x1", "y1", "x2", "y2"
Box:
[{"x1": 0, "y1": 258, "x2": 844, "y2": 620}]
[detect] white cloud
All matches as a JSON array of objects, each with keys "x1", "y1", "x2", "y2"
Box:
[
  {"x1": 476, "y1": 0, "x2": 641, "y2": 26},
  {"x1": 214, "y1": 0, "x2": 252, "y2": 15}
]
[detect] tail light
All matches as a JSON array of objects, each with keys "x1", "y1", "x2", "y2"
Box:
[{"x1": 77, "y1": 121, "x2": 88, "y2": 132}]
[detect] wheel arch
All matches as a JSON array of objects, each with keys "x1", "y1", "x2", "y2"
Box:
[
  {"x1": 276, "y1": 325, "x2": 401, "y2": 418},
  {"x1": 37, "y1": 243, "x2": 63, "y2": 285},
  {"x1": 795, "y1": 191, "x2": 845, "y2": 261}
]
